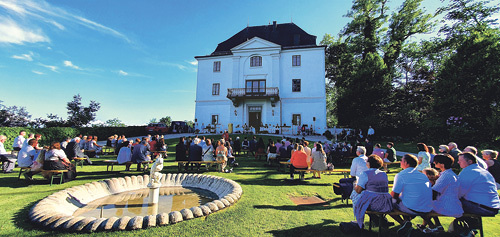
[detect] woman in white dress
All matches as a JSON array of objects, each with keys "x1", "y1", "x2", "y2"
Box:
[
  {"x1": 310, "y1": 143, "x2": 328, "y2": 178},
  {"x1": 117, "y1": 141, "x2": 132, "y2": 170},
  {"x1": 416, "y1": 143, "x2": 431, "y2": 171}
]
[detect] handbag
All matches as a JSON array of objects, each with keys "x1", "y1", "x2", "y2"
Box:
[{"x1": 448, "y1": 218, "x2": 477, "y2": 236}]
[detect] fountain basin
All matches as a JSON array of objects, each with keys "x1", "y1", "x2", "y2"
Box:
[{"x1": 29, "y1": 173, "x2": 243, "y2": 232}]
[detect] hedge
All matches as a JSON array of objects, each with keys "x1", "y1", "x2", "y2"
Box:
[{"x1": 0, "y1": 126, "x2": 146, "y2": 150}]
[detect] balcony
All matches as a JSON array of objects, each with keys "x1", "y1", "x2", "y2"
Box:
[{"x1": 227, "y1": 87, "x2": 280, "y2": 107}]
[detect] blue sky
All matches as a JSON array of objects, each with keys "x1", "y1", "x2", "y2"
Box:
[{"x1": 0, "y1": 0, "x2": 479, "y2": 125}]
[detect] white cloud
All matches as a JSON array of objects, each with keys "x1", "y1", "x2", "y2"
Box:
[
  {"x1": 11, "y1": 51, "x2": 34, "y2": 61},
  {"x1": 187, "y1": 60, "x2": 198, "y2": 66},
  {"x1": 32, "y1": 70, "x2": 44, "y2": 75},
  {"x1": 63, "y1": 60, "x2": 81, "y2": 70},
  {"x1": 0, "y1": 17, "x2": 49, "y2": 44},
  {"x1": 38, "y1": 63, "x2": 58, "y2": 72},
  {"x1": 0, "y1": 0, "x2": 131, "y2": 45},
  {"x1": 118, "y1": 70, "x2": 128, "y2": 76}
]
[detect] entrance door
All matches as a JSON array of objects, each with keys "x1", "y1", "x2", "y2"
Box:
[{"x1": 249, "y1": 112, "x2": 261, "y2": 133}]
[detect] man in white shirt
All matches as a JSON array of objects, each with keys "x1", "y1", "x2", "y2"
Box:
[
  {"x1": 12, "y1": 130, "x2": 26, "y2": 151},
  {"x1": 390, "y1": 154, "x2": 432, "y2": 233},
  {"x1": 350, "y1": 146, "x2": 368, "y2": 179},
  {"x1": 0, "y1": 135, "x2": 17, "y2": 173},
  {"x1": 349, "y1": 146, "x2": 368, "y2": 206},
  {"x1": 21, "y1": 133, "x2": 34, "y2": 149}
]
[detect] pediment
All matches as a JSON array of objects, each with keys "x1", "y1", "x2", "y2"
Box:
[{"x1": 231, "y1": 37, "x2": 281, "y2": 51}]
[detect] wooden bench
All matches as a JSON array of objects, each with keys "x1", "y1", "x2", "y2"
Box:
[
  {"x1": 42, "y1": 170, "x2": 68, "y2": 186},
  {"x1": 365, "y1": 210, "x2": 487, "y2": 237},
  {"x1": 18, "y1": 166, "x2": 31, "y2": 180},
  {"x1": 101, "y1": 146, "x2": 114, "y2": 155},
  {"x1": 176, "y1": 161, "x2": 224, "y2": 172},
  {"x1": 279, "y1": 161, "x2": 350, "y2": 178},
  {"x1": 73, "y1": 157, "x2": 87, "y2": 168},
  {"x1": 254, "y1": 151, "x2": 267, "y2": 160},
  {"x1": 104, "y1": 160, "x2": 152, "y2": 172}
]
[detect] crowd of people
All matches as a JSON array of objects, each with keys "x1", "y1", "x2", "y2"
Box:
[{"x1": 346, "y1": 141, "x2": 500, "y2": 234}]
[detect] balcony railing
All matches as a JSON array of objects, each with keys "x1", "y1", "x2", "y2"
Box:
[
  {"x1": 227, "y1": 87, "x2": 279, "y2": 107},
  {"x1": 227, "y1": 87, "x2": 279, "y2": 98}
]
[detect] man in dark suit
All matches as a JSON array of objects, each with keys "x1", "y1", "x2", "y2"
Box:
[
  {"x1": 286, "y1": 139, "x2": 294, "y2": 159},
  {"x1": 176, "y1": 137, "x2": 187, "y2": 161},
  {"x1": 187, "y1": 138, "x2": 202, "y2": 171},
  {"x1": 278, "y1": 141, "x2": 288, "y2": 162},
  {"x1": 65, "y1": 137, "x2": 92, "y2": 165}
]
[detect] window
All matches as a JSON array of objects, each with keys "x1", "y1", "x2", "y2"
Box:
[
  {"x1": 292, "y1": 79, "x2": 301, "y2": 92},
  {"x1": 213, "y1": 61, "x2": 221, "y2": 72},
  {"x1": 250, "y1": 56, "x2": 262, "y2": 67},
  {"x1": 212, "y1": 83, "x2": 220, "y2": 95},
  {"x1": 292, "y1": 55, "x2": 301, "y2": 66},
  {"x1": 211, "y1": 115, "x2": 219, "y2": 125},
  {"x1": 245, "y1": 80, "x2": 266, "y2": 94},
  {"x1": 292, "y1": 114, "x2": 301, "y2": 126}
]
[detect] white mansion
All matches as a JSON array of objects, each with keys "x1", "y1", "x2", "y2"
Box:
[{"x1": 194, "y1": 21, "x2": 327, "y2": 134}]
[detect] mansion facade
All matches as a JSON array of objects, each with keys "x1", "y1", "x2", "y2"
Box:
[{"x1": 194, "y1": 22, "x2": 327, "y2": 134}]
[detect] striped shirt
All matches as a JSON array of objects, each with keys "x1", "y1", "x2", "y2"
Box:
[{"x1": 432, "y1": 169, "x2": 463, "y2": 217}]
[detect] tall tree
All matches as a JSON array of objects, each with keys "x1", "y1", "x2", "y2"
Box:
[
  {"x1": 0, "y1": 101, "x2": 31, "y2": 127},
  {"x1": 433, "y1": 0, "x2": 500, "y2": 144},
  {"x1": 66, "y1": 94, "x2": 101, "y2": 127},
  {"x1": 159, "y1": 116, "x2": 172, "y2": 126}
]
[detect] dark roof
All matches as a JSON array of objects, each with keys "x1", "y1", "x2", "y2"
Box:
[{"x1": 211, "y1": 22, "x2": 317, "y2": 56}]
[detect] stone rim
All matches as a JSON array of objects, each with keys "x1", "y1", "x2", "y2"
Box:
[{"x1": 29, "y1": 173, "x2": 242, "y2": 232}]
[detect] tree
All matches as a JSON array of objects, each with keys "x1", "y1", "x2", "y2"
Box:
[
  {"x1": 159, "y1": 116, "x2": 172, "y2": 126},
  {"x1": 105, "y1": 118, "x2": 126, "y2": 127},
  {"x1": 0, "y1": 101, "x2": 32, "y2": 127},
  {"x1": 433, "y1": 0, "x2": 500, "y2": 144},
  {"x1": 148, "y1": 118, "x2": 158, "y2": 124},
  {"x1": 325, "y1": 0, "x2": 434, "y2": 131},
  {"x1": 66, "y1": 94, "x2": 101, "y2": 127}
]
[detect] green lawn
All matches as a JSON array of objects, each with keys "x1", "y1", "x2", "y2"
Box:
[{"x1": 1, "y1": 135, "x2": 499, "y2": 236}]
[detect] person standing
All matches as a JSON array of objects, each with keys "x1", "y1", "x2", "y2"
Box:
[{"x1": 12, "y1": 130, "x2": 26, "y2": 151}]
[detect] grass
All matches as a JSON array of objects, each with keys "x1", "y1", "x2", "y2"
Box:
[{"x1": 1, "y1": 134, "x2": 499, "y2": 236}]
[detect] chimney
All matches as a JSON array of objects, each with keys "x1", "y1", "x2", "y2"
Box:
[{"x1": 273, "y1": 21, "x2": 277, "y2": 31}]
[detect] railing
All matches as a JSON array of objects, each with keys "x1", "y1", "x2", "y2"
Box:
[{"x1": 227, "y1": 87, "x2": 279, "y2": 98}]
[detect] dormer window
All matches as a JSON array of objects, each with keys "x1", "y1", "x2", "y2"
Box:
[{"x1": 250, "y1": 56, "x2": 262, "y2": 67}]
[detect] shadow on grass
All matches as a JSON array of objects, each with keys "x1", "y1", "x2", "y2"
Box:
[
  {"x1": 267, "y1": 219, "x2": 379, "y2": 237},
  {"x1": 13, "y1": 200, "x2": 67, "y2": 237}
]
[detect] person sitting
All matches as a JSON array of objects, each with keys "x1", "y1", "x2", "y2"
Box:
[
  {"x1": 267, "y1": 140, "x2": 278, "y2": 163},
  {"x1": 383, "y1": 142, "x2": 396, "y2": 172},
  {"x1": 17, "y1": 139, "x2": 38, "y2": 168},
  {"x1": 457, "y1": 152, "x2": 500, "y2": 216},
  {"x1": 242, "y1": 137, "x2": 249, "y2": 151},
  {"x1": 390, "y1": 154, "x2": 432, "y2": 234},
  {"x1": 438, "y1": 145, "x2": 449, "y2": 154},
  {"x1": 0, "y1": 135, "x2": 17, "y2": 173},
  {"x1": 463, "y1": 146, "x2": 487, "y2": 170},
  {"x1": 216, "y1": 140, "x2": 228, "y2": 172},
  {"x1": 21, "y1": 133, "x2": 35, "y2": 149},
  {"x1": 448, "y1": 142, "x2": 461, "y2": 160},
  {"x1": 117, "y1": 141, "x2": 132, "y2": 171},
  {"x1": 65, "y1": 137, "x2": 92, "y2": 165},
  {"x1": 175, "y1": 137, "x2": 187, "y2": 161},
  {"x1": 12, "y1": 130, "x2": 26, "y2": 152},
  {"x1": 481, "y1": 149, "x2": 500, "y2": 189},
  {"x1": 131, "y1": 140, "x2": 150, "y2": 171},
  {"x1": 416, "y1": 143, "x2": 431, "y2": 172},
  {"x1": 225, "y1": 141, "x2": 236, "y2": 166},
  {"x1": 289, "y1": 145, "x2": 308, "y2": 180},
  {"x1": 202, "y1": 139, "x2": 215, "y2": 162},
  {"x1": 420, "y1": 154, "x2": 463, "y2": 231},
  {"x1": 44, "y1": 142, "x2": 77, "y2": 182},
  {"x1": 422, "y1": 168, "x2": 439, "y2": 186},
  {"x1": 278, "y1": 141, "x2": 288, "y2": 162},
  {"x1": 249, "y1": 136, "x2": 257, "y2": 155},
  {"x1": 60, "y1": 137, "x2": 71, "y2": 150},
  {"x1": 187, "y1": 138, "x2": 202, "y2": 171},
  {"x1": 310, "y1": 143, "x2": 328, "y2": 179},
  {"x1": 353, "y1": 154, "x2": 393, "y2": 228},
  {"x1": 255, "y1": 137, "x2": 266, "y2": 158},
  {"x1": 233, "y1": 137, "x2": 241, "y2": 155},
  {"x1": 350, "y1": 146, "x2": 368, "y2": 205},
  {"x1": 372, "y1": 144, "x2": 385, "y2": 162},
  {"x1": 286, "y1": 140, "x2": 294, "y2": 160}
]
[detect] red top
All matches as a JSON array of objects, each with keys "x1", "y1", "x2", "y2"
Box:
[
  {"x1": 149, "y1": 141, "x2": 157, "y2": 151},
  {"x1": 291, "y1": 150, "x2": 308, "y2": 168}
]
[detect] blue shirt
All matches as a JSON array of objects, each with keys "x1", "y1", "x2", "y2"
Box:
[
  {"x1": 432, "y1": 169, "x2": 463, "y2": 217},
  {"x1": 392, "y1": 167, "x2": 432, "y2": 212},
  {"x1": 458, "y1": 163, "x2": 500, "y2": 209}
]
